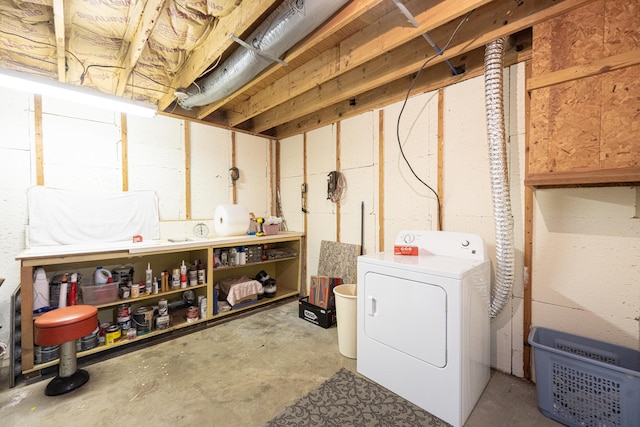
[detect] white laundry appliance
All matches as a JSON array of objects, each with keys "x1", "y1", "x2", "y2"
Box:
[{"x1": 357, "y1": 230, "x2": 491, "y2": 427}]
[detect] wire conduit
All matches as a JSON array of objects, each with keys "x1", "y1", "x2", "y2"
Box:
[{"x1": 484, "y1": 37, "x2": 515, "y2": 319}]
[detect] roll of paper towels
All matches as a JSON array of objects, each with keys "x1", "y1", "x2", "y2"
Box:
[{"x1": 214, "y1": 204, "x2": 250, "y2": 236}]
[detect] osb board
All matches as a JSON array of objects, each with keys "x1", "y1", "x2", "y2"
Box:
[
  {"x1": 600, "y1": 66, "x2": 640, "y2": 169},
  {"x1": 529, "y1": 77, "x2": 602, "y2": 174},
  {"x1": 528, "y1": 0, "x2": 640, "y2": 183},
  {"x1": 533, "y1": 0, "x2": 640, "y2": 76},
  {"x1": 532, "y1": 1, "x2": 605, "y2": 76},
  {"x1": 317, "y1": 240, "x2": 361, "y2": 285}
]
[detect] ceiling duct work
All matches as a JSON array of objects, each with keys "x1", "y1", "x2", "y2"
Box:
[{"x1": 177, "y1": 0, "x2": 349, "y2": 110}]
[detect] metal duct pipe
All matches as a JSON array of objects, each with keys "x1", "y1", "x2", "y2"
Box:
[
  {"x1": 178, "y1": 0, "x2": 348, "y2": 109},
  {"x1": 484, "y1": 38, "x2": 515, "y2": 319}
]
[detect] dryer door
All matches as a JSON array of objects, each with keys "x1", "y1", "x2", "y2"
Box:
[{"x1": 362, "y1": 271, "x2": 447, "y2": 368}]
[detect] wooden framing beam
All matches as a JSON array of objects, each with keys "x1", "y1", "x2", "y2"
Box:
[
  {"x1": 226, "y1": 0, "x2": 491, "y2": 126},
  {"x1": 274, "y1": 40, "x2": 531, "y2": 139},
  {"x1": 526, "y1": 48, "x2": 640, "y2": 92},
  {"x1": 254, "y1": 0, "x2": 591, "y2": 134},
  {"x1": 121, "y1": 113, "x2": 129, "y2": 191},
  {"x1": 52, "y1": 0, "x2": 66, "y2": 82},
  {"x1": 116, "y1": 0, "x2": 165, "y2": 95},
  {"x1": 197, "y1": 0, "x2": 385, "y2": 120}
]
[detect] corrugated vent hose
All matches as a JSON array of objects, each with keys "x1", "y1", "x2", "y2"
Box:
[{"x1": 484, "y1": 38, "x2": 515, "y2": 319}]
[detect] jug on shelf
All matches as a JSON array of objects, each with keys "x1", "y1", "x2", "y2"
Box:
[{"x1": 94, "y1": 267, "x2": 112, "y2": 285}]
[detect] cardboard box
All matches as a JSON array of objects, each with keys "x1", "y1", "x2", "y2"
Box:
[
  {"x1": 298, "y1": 297, "x2": 336, "y2": 328},
  {"x1": 309, "y1": 275, "x2": 342, "y2": 309}
]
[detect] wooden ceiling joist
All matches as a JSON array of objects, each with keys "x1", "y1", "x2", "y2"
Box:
[
  {"x1": 194, "y1": 0, "x2": 386, "y2": 121},
  {"x1": 116, "y1": 0, "x2": 166, "y2": 96},
  {"x1": 249, "y1": 0, "x2": 596, "y2": 134},
  {"x1": 274, "y1": 34, "x2": 532, "y2": 139},
  {"x1": 223, "y1": 0, "x2": 492, "y2": 126},
  {"x1": 52, "y1": 0, "x2": 66, "y2": 82}
]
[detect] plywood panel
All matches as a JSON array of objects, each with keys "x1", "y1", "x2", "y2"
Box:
[
  {"x1": 600, "y1": 66, "x2": 640, "y2": 169},
  {"x1": 604, "y1": 0, "x2": 640, "y2": 56},
  {"x1": 532, "y1": 1, "x2": 605, "y2": 76},
  {"x1": 547, "y1": 77, "x2": 601, "y2": 172},
  {"x1": 527, "y1": 0, "x2": 640, "y2": 185}
]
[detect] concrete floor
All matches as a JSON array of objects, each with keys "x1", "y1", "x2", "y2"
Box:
[{"x1": 0, "y1": 300, "x2": 559, "y2": 426}]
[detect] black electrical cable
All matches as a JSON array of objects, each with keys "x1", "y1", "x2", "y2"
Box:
[{"x1": 395, "y1": 10, "x2": 474, "y2": 231}]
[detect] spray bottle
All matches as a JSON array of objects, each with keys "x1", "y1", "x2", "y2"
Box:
[{"x1": 68, "y1": 273, "x2": 78, "y2": 305}]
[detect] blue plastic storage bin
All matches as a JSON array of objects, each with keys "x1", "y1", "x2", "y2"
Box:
[{"x1": 529, "y1": 326, "x2": 640, "y2": 427}]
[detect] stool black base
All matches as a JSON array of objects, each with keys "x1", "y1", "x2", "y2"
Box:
[{"x1": 45, "y1": 369, "x2": 90, "y2": 396}]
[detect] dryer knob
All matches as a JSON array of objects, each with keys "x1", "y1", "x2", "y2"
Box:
[
  {"x1": 404, "y1": 234, "x2": 415, "y2": 244},
  {"x1": 462, "y1": 240, "x2": 470, "y2": 247}
]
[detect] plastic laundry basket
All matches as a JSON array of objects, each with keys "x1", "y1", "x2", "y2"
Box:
[
  {"x1": 529, "y1": 326, "x2": 640, "y2": 427},
  {"x1": 333, "y1": 284, "x2": 357, "y2": 359}
]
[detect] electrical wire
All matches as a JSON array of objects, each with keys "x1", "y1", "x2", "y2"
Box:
[{"x1": 395, "y1": 10, "x2": 474, "y2": 231}]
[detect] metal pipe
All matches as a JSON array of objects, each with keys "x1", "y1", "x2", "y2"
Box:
[{"x1": 178, "y1": 0, "x2": 348, "y2": 109}]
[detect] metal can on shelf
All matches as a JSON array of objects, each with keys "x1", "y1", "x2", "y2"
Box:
[{"x1": 105, "y1": 325, "x2": 121, "y2": 346}]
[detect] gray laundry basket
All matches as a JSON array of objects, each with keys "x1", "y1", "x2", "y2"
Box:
[{"x1": 528, "y1": 327, "x2": 640, "y2": 427}]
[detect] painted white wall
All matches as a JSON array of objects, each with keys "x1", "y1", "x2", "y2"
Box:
[
  {"x1": 532, "y1": 187, "x2": 640, "y2": 350},
  {"x1": 1, "y1": 63, "x2": 638, "y2": 380},
  {"x1": 0, "y1": 89, "x2": 272, "y2": 358},
  {"x1": 279, "y1": 62, "x2": 639, "y2": 376}
]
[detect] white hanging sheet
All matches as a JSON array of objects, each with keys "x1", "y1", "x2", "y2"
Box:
[{"x1": 28, "y1": 186, "x2": 160, "y2": 247}]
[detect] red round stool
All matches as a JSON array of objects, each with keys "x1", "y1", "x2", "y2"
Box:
[{"x1": 34, "y1": 305, "x2": 98, "y2": 396}]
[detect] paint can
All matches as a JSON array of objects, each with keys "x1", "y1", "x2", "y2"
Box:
[
  {"x1": 105, "y1": 325, "x2": 121, "y2": 346},
  {"x1": 131, "y1": 283, "x2": 140, "y2": 298},
  {"x1": 77, "y1": 326, "x2": 99, "y2": 351},
  {"x1": 186, "y1": 306, "x2": 198, "y2": 323},
  {"x1": 98, "y1": 322, "x2": 110, "y2": 345},
  {"x1": 117, "y1": 303, "x2": 131, "y2": 321},
  {"x1": 133, "y1": 306, "x2": 154, "y2": 335},
  {"x1": 158, "y1": 298, "x2": 168, "y2": 316},
  {"x1": 155, "y1": 314, "x2": 170, "y2": 330},
  {"x1": 126, "y1": 328, "x2": 137, "y2": 340}
]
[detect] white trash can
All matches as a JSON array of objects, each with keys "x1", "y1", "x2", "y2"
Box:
[{"x1": 333, "y1": 283, "x2": 357, "y2": 359}]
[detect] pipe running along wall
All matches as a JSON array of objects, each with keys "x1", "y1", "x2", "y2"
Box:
[
  {"x1": 178, "y1": 0, "x2": 349, "y2": 109},
  {"x1": 484, "y1": 38, "x2": 515, "y2": 319}
]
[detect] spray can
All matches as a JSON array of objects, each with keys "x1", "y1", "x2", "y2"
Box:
[
  {"x1": 180, "y1": 260, "x2": 187, "y2": 288},
  {"x1": 172, "y1": 268, "x2": 180, "y2": 289}
]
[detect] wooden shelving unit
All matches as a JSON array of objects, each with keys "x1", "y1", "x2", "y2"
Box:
[{"x1": 17, "y1": 232, "x2": 303, "y2": 375}]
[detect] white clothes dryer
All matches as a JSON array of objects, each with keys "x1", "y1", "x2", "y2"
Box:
[{"x1": 357, "y1": 230, "x2": 491, "y2": 427}]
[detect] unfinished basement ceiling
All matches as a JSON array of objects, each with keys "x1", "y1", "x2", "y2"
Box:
[{"x1": 0, "y1": 0, "x2": 590, "y2": 138}]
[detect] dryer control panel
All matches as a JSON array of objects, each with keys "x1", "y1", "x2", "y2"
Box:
[{"x1": 394, "y1": 230, "x2": 487, "y2": 260}]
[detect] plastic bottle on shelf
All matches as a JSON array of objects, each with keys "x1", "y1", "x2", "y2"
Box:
[
  {"x1": 145, "y1": 262, "x2": 153, "y2": 294},
  {"x1": 68, "y1": 273, "x2": 78, "y2": 305},
  {"x1": 94, "y1": 267, "x2": 112, "y2": 285},
  {"x1": 59, "y1": 273, "x2": 68, "y2": 308},
  {"x1": 197, "y1": 261, "x2": 206, "y2": 285}
]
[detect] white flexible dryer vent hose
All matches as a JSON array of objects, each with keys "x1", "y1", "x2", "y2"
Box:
[{"x1": 484, "y1": 38, "x2": 515, "y2": 319}]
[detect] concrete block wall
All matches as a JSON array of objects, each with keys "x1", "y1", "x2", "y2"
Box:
[
  {"x1": 0, "y1": 90, "x2": 271, "y2": 355},
  {"x1": 279, "y1": 63, "x2": 639, "y2": 376},
  {"x1": 1, "y1": 62, "x2": 638, "y2": 378}
]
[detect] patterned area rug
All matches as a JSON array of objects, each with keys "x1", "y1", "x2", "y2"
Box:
[{"x1": 264, "y1": 368, "x2": 450, "y2": 426}]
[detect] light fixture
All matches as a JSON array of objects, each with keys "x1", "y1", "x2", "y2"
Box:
[{"x1": 0, "y1": 68, "x2": 157, "y2": 118}]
